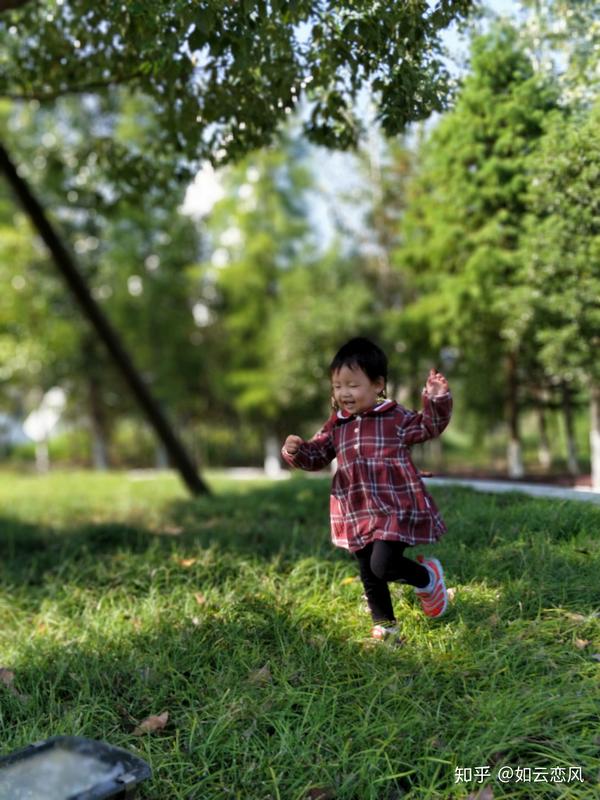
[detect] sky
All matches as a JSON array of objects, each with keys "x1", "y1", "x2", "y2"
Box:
[{"x1": 182, "y1": 0, "x2": 524, "y2": 235}]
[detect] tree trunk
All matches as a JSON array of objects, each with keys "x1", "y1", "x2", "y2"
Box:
[
  {"x1": 562, "y1": 384, "x2": 579, "y2": 477},
  {"x1": 427, "y1": 437, "x2": 443, "y2": 471},
  {"x1": 0, "y1": 141, "x2": 208, "y2": 495},
  {"x1": 155, "y1": 441, "x2": 169, "y2": 469},
  {"x1": 35, "y1": 439, "x2": 49, "y2": 473},
  {"x1": 536, "y1": 406, "x2": 552, "y2": 471},
  {"x1": 506, "y1": 352, "x2": 524, "y2": 478},
  {"x1": 87, "y1": 365, "x2": 110, "y2": 471},
  {"x1": 590, "y1": 384, "x2": 600, "y2": 491},
  {"x1": 90, "y1": 418, "x2": 109, "y2": 470},
  {"x1": 264, "y1": 434, "x2": 283, "y2": 478}
]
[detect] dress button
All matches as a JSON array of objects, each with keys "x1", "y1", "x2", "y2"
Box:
[
  {"x1": 354, "y1": 444, "x2": 359, "y2": 449},
  {"x1": 354, "y1": 427, "x2": 359, "y2": 432}
]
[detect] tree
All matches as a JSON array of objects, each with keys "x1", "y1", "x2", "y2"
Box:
[
  {"x1": 517, "y1": 0, "x2": 600, "y2": 107},
  {"x1": 396, "y1": 24, "x2": 559, "y2": 476},
  {"x1": 0, "y1": 0, "x2": 475, "y2": 492},
  {"x1": 1, "y1": 1, "x2": 475, "y2": 185},
  {"x1": 1, "y1": 94, "x2": 206, "y2": 471},
  {"x1": 523, "y1": 105, "x2": 600, "y2": 488},
  {"x1": 188, "y1": 130, "x2": 322, "y2": 463}
]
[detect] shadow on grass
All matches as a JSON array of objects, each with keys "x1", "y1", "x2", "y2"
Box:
[
  {"x1": 1, "y1": 479, "x2": 599, "y2": 615},
  {"x1": 3, "y1": 602, "x2": 435, "y2": 800},
  {"x1": 2, "y1": 480, "x2": 600, "y2": 797}
]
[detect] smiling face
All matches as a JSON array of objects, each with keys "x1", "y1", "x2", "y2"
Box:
[{"x1": 331, "y1": 364, "x2": 385, "y2": 415}]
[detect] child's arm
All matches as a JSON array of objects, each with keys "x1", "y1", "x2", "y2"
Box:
[
  {"x1": 281, "y1": 416, "x2": 336, "y2": 471},
  {"x1": 397, "y1": 369, "x2": 452, "y2": 446}
]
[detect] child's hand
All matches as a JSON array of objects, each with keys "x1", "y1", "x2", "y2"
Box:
[
  {"x1": 425, "y1": 368, "x2": 449, "y2": 398},
  {"x1": 283, "y1": 435, "x2": 303, "y2": 455}
]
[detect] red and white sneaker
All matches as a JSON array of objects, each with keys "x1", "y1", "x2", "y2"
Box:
[{"x1": 414, "y1": 556, "x2": 448, "y2": 618}]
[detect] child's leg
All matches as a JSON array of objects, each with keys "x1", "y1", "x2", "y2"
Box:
[
  {"x1": 354, "y1": 542, "x2": 395, "y2": 624},
  {"x1": 370, "y1": 539, "x2": 431, "y2": 589}
]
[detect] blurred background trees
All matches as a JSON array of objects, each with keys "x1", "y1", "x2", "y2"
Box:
[{"x1": 1, "y1": 1, "x2": 599, "y2": 488}]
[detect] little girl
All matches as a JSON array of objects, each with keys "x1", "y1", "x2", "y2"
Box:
[{"x1": 282, "y1": 337, "x2": 452, "y2": 642}]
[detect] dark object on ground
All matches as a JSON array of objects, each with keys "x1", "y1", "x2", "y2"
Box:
[{"x1": 0, "y1": 735, "x2": 152, "y2": 799}]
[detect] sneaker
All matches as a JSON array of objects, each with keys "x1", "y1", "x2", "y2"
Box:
[
  {"x1": 414, "y1": 556, "x2": 448, "y2": 618},
  {"x1": 371, "y1": 622, "x2": 400, "y2": 641}
]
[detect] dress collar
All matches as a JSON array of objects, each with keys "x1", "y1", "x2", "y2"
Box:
[{"x1": 336, "y1": 399, "x2": 395, "y2": 420}]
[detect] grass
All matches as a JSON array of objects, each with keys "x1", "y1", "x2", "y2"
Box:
[{"x1": 0, "y1": 469, "x2": 599, "y2": 800}]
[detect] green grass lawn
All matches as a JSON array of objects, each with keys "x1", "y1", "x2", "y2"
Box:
[{"x1": 0, "y1": 470, "x2": 599, "y2": 799}]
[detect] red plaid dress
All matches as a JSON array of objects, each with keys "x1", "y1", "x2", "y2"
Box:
[{"x1": 281, "y1": 392, "x2": 452, "y2": 552}]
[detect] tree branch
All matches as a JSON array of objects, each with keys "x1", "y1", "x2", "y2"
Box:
[
  {"x1": 0, "y1": 0, "x2": 36, "y2": 10},
  {"x1": 1, "y1": 70, "x2": 147, "y2": 103}
]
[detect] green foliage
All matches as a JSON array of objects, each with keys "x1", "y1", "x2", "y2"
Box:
[
  {"x1": 0, "y1": 93, "x2": 206, "y2": 452},
  {"x1": 189, "y1": 130, "x2": 323, "y2": 428},
  {"x1": 523, "y1": 103, "x2": 600, "y2": 387},
  {"x1": 1, "y1": 0, "x2": 474, "y2": 194},
  {"x1": 397, "y1": 23, "x2": 559, "y2": 422},
  {"x1": 518, "y1": 0, "x2": 600, "y2": 106}
]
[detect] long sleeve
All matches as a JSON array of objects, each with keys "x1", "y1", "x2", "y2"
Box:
[
  {"x1": 281, "y1": 415, "x2": 337, "y2": 472},
  {"x1": 397, "y1": 391, "x2": 452, "y2": 446}
]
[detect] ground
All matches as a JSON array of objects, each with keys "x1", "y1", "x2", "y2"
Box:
[{"x1": 0, "y1": 470, "x2": 599, "y2": 799}]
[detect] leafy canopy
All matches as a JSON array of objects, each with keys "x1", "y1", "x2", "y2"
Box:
[{"x1": 1, "y1": 0, "x2": 473, "y2": 183}]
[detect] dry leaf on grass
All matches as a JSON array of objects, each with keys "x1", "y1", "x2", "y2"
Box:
[
  {"x1": 574, "y1": 638, "x2": 591, "y2": 650},
  {"x1": 447, "y1": 587, "x2": 457, "y2": 601},
  {"x1": 0, "y1": 668, "x2": 15, "y2": 689},
  {"x1": 194, "y1": 593, "x2": 207, "y2": 605},
  {"x1": 304, "y1": 787, "x2": 336, "y2": 800},
  {"x1": 133, "y1": 710, "x2": 169, "y2": 735},
  {"x1": 163, "y1": 525, "x2": 183, "y2": 536},
  {"x1": 340, "y1": 576, "x2": 358, "y2": 586},
  {"x1": 466, "y1": 787, "x2": 494, "y2": 800},
  {"x1": 248, "y1": 664, "x2": 272, "y2": 686},
  {"x1": 564, "y1": 612, "x2": 586, "y2": 622},
  {"x1": 0, "y1": 667, "x2": 27, "y2": 701},
  {"x1": 178, "y1": 557, "x2": 197, "y2": 568}
]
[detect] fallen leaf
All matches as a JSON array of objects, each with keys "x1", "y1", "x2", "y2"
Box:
[
  {"x1": 194, "y1": 593, "x2": 207, "y2": 605},
  {"x1": 133, "y1": 711, "x2": 169, "y2": 735},
  {"x1": 574, "y1": 638, "x2": 591, "y2": 650},
  {"x1": 0, "y1": 667, "x2": 26, "y2": 701},
  {"x1": 466, "y1": 787, "x2": 494, "y2": 800},
  {"x1": 0, "y1": 668, "x2": 15, "y2": 688},
  {"x1": 178, "y1": 558, "x2": 197, "y2": 568},
  {"x1": 304, "y1": 787, "x2": 336, "y2": 800},
  {"x1": 248, "y1": 664, "x2": 272, "y2": 686},
  {"x1": 428, "y1": 736, "x2": 445, "y2": 750},
  {"x1": 340, "y1": 576, "x2": 358, "y2": 586},
  {"x1": 565, "y1": 612, "x2": 586, "y2": 622},
  {"x1": 163, "y1": 525, "x2": 183, "y2": 535},
  {"x1": 447, "y1": 587, "x2": 457, "y2": 601}
]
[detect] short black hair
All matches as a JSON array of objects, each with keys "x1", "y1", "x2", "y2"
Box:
[{"x1": 329, "y1": 337, "x2": 388, "y2": 384}]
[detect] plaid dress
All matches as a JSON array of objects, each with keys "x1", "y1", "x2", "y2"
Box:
[{"x1": 281, "y1": 392, "x2": 452, "y2": 552}]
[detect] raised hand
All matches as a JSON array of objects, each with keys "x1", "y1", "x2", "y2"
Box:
[
  {"x1": 425, "y1": 368, "x2": 449, "y2": 398},
  {"x1": 283, "y1": 434, "x2": 304, "y2": 455}
]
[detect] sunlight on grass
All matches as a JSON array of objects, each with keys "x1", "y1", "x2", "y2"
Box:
[{"x1": 0, "y1": 471, "x2": 598, "y2": 799}]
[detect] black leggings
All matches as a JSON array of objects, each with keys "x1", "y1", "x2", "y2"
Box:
[{"x1": 354, "y1": 539, "x2": 431, "y2": 624}]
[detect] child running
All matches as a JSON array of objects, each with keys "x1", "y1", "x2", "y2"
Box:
[{"x1": 281, "y1": 337, "x2": 452, "y2": 642}]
